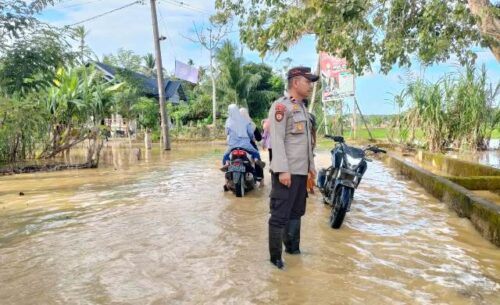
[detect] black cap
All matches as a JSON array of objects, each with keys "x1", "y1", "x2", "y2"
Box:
[{"x1": 287, "y1": 66, "x2": 319, "y2": 82}]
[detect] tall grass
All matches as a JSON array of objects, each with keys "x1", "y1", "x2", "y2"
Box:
[{"x1": 396, "y1": 64, "x2": 499, "y2": 152}]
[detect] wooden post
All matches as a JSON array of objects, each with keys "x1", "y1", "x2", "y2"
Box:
[{"x1": 355, "y1": 97, "x2": 374, "y2": 140}]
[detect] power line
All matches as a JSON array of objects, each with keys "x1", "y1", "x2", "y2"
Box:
[
  {"x1": 157, "y1": 2, "x2": 178, "y2": 59},
  {"x1": 55, "y1": 0, "x2": 104, "y2": 10},
  {"x1": 66, "y1": 1, "x2": 142, "y2": 27},
  {"x1": 160, "y1": 0, "x2": 211, "y2": 15},
  {"x1": 163, "y1": 0, "x2": 207, "y2": 14}
]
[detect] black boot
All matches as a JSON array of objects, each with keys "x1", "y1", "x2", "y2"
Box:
[
  {"x1": 269, "y1": 225, "x2": 284, "y2": 269},
  {"x1": 284, "y1": 219, "x2": 301, "y2": 255}
]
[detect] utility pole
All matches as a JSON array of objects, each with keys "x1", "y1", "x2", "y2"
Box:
[
  {"x1": 149, "y1": 0, "x2": 170, "y2": 150},
  {"x1": 355, "y1": 98, "x2": 374, "y2": 140}
]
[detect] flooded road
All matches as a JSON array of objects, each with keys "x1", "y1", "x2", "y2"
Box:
[{"x1": 0, "y1": 143, "x2": 499, "y2": 305}]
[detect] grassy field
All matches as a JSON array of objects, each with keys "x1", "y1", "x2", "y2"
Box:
[{"x1": 341, "y1": 128, "x2": 389, "y2": 140}]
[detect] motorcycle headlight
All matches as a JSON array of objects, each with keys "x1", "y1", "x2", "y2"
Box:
[{"x1": 345, "y1": 154, "x2": 362, "y2": 170}]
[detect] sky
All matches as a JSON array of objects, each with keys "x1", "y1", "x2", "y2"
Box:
[{"x1": 38, "y1": 0, "x2": 500, "y2": 115}]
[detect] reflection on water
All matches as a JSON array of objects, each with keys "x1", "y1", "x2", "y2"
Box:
[
  {"x1": 0, "y1": 143, "x2": 499, "y2": 305},
  {"x1": 446, "y1": 139, "x2": 500, "y2": 169},
  {"x1": 489, "y1": 139, "x2": 500, "y2": 150},
  {"x1": 447, "y1": 150, "x2": 500, "y2": 169}
]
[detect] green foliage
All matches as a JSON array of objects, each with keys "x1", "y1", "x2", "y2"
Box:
[
  {"x1": 214, "y1": 41, "x2": 283, "y2": 121},
  {"x1": 0, "y1": 0, "x2": 60, "y2": 48},
  {"x1": 110, "y1": 70, "x2": 146, "y2": 123},
  {"x1": 243, "y1": 62, "x2": 283, "y2": 120},
  {"x1": 492, "y1": 128, "x2": 500, "y2": 139},
  {"x1": 103, "y1": 48, "x2": 143, "y2": 72},
  {"x1": 142, "y1": 53, "x2": 156, "y2": 77},
  {"x1": 167, "y1": 95, "x2": 212, "y2": 126},
  {"x1": 70, "y1": 25, "x2": 95, "y2": 64},
  {"x1": 39, "y1": 66, "x2": 124, "y2": 159},
  {"x1": 215, "y1": 40, "x2": 262, "y2": 107},
  {"x1": 0, "y1": 28, "x2": 76, "y2": 94},
  {"x1": 0, "y1": 45, "x2": 122, "y2": 162},
  {"x1": 0, "y1": 91, "x2": 48, "y2": 162},
  {"x1": 131, "y1": 97, "x2": 159, "y2": 130},
  {"x1": 403, "y1": 79, "x2": 447, "y2": 151},
  {"x1": 446, "y1": 65, "x2": 499, "y2": 150},
  {"x1": 397, "y1": 64, "x2": 499, "y2": 151},
  {"x1": 215, "y1": 0, "x2": 485, "y2": 74}
]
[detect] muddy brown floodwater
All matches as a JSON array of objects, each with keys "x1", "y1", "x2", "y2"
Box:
[{"x1": 0, "y1": 143, "x2": 499, "y2": 305}]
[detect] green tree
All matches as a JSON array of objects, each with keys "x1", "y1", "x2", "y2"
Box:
[
  {"x1": 103, "y1": 48, "x2": 143, "y2": 72},
  {"x1": 0, "y1": 28, "x2": 76, "y2": 94},
  {"x1": 0, "y1": 0, "x2": 60, "y2": 50},
  {"x1": 243, "y1": 62, "x2": 283, "y2": 119},
  {"x1": 0, "y1": 91, "x2": 47, "y2": 162},
  {"x1": 132, "y1": 97, "x2": 159, "y2": 131},
  {"x1": 131, "y1": 97, "x2": 159, "y2": 150},
  {"x1": 185, "y1": 21, "x2": 230, "y2": 125},
  {"x1": 215, "y1": 40, "x2": 261, "y2": 108},
  {"x1": 215, "y1": 0, "x2": 499, "y2": 74}
]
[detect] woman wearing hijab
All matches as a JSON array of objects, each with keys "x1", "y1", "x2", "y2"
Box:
[
  {"x1": 222, "y1": 104, "x2": 263, "y2": 168},
  {"x1": 240, "y1": 107, "x2": 262, "y2": 151}
]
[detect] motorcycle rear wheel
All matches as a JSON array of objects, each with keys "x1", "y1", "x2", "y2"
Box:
[{"x1": 235, "y1": 175, "x2": 245, "y2": 197}]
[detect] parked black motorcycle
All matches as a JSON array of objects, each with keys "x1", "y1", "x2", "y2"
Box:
[
  {"x1": 317, "y1": 135, "x2": 386, "y2": 228},
  {"x1": 223, "y1": 148, "x2": 256, "y2": 197}
]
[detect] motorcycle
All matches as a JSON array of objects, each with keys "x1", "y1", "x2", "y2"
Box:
[
  {"x1": 223, "y1": 148, "x2": 257, "y2": 197},
  {"x1": 317, "y1": 135, "x2": 386, "y2": 228}
]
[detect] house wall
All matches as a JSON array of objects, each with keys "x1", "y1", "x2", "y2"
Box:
[
  {"x1": 170, "y1": 93, "x2": 180, "y2": 104},
  {"x1": 105, "y1": 114, "x2": 137, "y2": 136}
]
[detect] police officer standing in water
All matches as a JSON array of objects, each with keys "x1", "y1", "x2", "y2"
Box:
[{"x1": 268, "y1": 67, "x2": 318, "y2": 269}]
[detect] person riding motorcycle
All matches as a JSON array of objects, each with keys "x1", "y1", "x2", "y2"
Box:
[
  {"x1": 240, "y1": 107, "x2": 262, "y2": 151},
  {"x1": 222, "y1": 104, "x2": 265, "y2": 173}
]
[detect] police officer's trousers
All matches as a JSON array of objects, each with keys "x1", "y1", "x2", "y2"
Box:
[{"x1": 268, "y1": 173, "x2": 308, "y2": 228}]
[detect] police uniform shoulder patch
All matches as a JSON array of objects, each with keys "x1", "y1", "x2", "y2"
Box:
[{"x1": 275, "y1": 103, "x2": 286, "y2": 122}]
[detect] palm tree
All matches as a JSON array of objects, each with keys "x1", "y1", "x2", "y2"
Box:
[
  {"x1": 215, "y1": 41, "x2": 261, "y2": 108},
  {"x1": 142, "y1": 53, "x2": 156, "y2": 77},
  {"x1": 72, "y1": 25, "x2": 93, "y2": 64}
]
